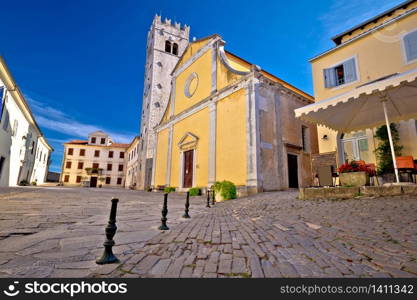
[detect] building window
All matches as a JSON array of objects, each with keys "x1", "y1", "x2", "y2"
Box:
[
  {"x1": 76, "y1": 176, "x2": 82, "y2": 183},
  {"x1": 403, "y1": 30, "x2": 417, "y2": 63},
  {"x1": 108, "y1": 151, "x2": 114, "y2": 158},
  {"x1": 66, "y1": 161, "x2": 72, "y2": 169},
  {"x1": 2, "y1": 108, "x2": 9, "y2": 131},
  {"x1": 339, "y1": 131, "x2": 371, "y2": 163},
  {"x1": 100, "y1": 138, "x2": 106, "y2": 144},
  {"x1": 91, "y1": 137, "x2": 96, "y2": 143},
  {"x1": 301, "y1": 126, "x2": 310, "y2": 152},
  {"x1": 64, "y1": 175, "x2": 70, "y2": 182},
  {"x1": 31, "y1": 141, "x2": 35, "y2": 155},
  {"x1": 68, "y1": 148, "x2": 74, "y2": 155},
  {"x1": 117, "y1": 178, "x2": 122, "y2": 185},
  {"x1": 165, "y1": 40, "x2": 171, "y2": 53},
  {"x1": 92, "y1": 163, "x2": 99, "y2": 169},
  {"x1": 323, "y1": 57, "x2": 357, "y2": 88},
  {"x1": 78, "y1": 162, "x2": 84, "y2": 169},
  {"x1": 12, "y1": 120, "x2": 18, "y2": 136},
  {"x1": 94, "y1": 150, "x2": 100, "y2": 157},
  {"x1": 79, "y1": 149, "x2": 85, "y2": 156},
  {"x1": 118, "y1": 164, "x2": 124, "y2": 172},
  {"x1": 173, "y1": 43, "x2": 178, "y2": 55},
  {"x1": 119, "y1": 152, "x2": 125, "y2": 159},
  {"x1": 0, "y1": 156, "x2": 5, "y2": 179},
  {"x1": 105, "y1": 177, "x2": 111, "y2": 184},
  {"x1": 107, "y1": 164, "x2": 112, "y2": 171}
]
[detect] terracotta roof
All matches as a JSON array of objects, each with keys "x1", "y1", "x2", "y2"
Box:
[
  {"x1": 110, "y1": 143, "x2": 130, "y2": 148},
  {"x1": 64, "y1": 140, "x2": 129, "y2": 148},
  {"x1": 65, "y1": 140, "x2": 88, "y2": 145}
]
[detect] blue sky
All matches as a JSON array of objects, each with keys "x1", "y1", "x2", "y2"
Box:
[{"x1": 0, "y1": 0, "x2": 404, "y2": 172}]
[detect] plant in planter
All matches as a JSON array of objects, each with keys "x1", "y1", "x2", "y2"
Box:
[
  {"x1": 374, "y1": 124, "x2": 403, "y2": 182},
  {"x1": 19, "y1": 180, "x2": 30, "y2": 186},
  {"x1": 213, "y1": 181, "x2": 236, "y2": 202},
  {"x1": 164, "y1": 186, "x2": 176, "y2": 193},
  {"x1": 188, "y1": 187, "x2": 201, "y2": 196},
  {"x1": 338, "y1": 161, "x2": 372, "y2": 187}
]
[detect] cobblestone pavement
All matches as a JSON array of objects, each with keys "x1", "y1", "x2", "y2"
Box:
[
  {"x1": 94, "y1": 191, "x2": 417, "y2": 278},
  {"x1": 0, "y1": 187, "x2": 207, "y2": 277}
]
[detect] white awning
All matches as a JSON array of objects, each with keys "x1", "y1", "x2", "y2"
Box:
[{"x1": 295, "y1": 67, "x2": 417, "y2": 132}]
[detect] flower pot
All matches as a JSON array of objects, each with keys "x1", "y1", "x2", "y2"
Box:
[{"x1": 339, "y1": 171, "x2": 369, "y2": 187}]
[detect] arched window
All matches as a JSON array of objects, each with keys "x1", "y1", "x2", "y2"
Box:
[
  {"x1": 165, "y1": 41, "x2": 171, "y2": 53},
  {"x1": 172, "y1": 43, "x2": 178, "y2": 55}
]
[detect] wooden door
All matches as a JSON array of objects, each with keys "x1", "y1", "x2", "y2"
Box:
[
  {"x1": 183, "y1": 150, "x2": 194, "y2": 188},
  {"x1": 287, "y1": 154, "x2": 299, "y2": 188},
  {"x1": 90, "y1": 176, "x2": 98, "y2": 187}
]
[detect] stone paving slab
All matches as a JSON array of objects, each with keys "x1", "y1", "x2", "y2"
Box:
[
  {"x1": 0, "y1": 187, "x2": 207, "y2": 277},
  {"x1": 92, "y1": 191, "x2": 417, "y2": 278}
]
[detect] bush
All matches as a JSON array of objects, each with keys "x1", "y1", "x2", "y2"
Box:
[
  {"x1": 164, "y1": 186, "x2": 176, "y2": 193},
  {"x1": 374, "y1": 124, "x2": 403, "y2": 175},
  {"x1": 213, "y1": 180, "x2": 236, "y2": 200},
  {"x1": 31, "y1": 181, "x2": 37, "y2": 186},
  {"x1": 146, "y1": 186, "x2": 152, "y2": 192},
  {"x1": 188, "y1": 187, "x2": 201, "y2": 196},
  {"x1": 19, "y1": 180, "x2": 29, "y2": 186}
]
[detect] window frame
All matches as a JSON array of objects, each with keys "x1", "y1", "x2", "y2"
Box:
[
  {"x1": 323, "y1": 55, "x2": 360, "y2": 90},
  {"x1": 79, "y1": 149, "x2": 85, "y2": 156},
  {"x1": 401, "y1": 27, "x2": 417, "y2": 65},
  {"x1": 94, "y1": 150, "x2": 100, "y2": 157},
  {"x1": 68, "y1": 148, "x2": 74, "y2": 155}
]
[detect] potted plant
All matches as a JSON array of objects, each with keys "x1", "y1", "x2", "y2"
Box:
[
  {"x1": 189, "y1": 187, "x2": 202, "y2": 196},
  {"x1": 374, "y1": 124, "x2": 403, "y2": 184},
  {"x1": 338, "y1": 161, "x2": 371, "y2": 187},
  {"x1": 98, "y1": 177, "x2": 105, "y2": 188},
  {"x1": 213, "y1": 181, "x2": 237, "y2": 202}
]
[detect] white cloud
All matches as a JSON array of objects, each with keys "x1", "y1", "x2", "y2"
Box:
[{"x1": 26, "y1": 95, "x2": 135, "y2": 144}]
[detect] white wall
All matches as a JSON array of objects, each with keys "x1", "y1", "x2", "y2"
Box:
[
  {"x1": 30, "y1": 138, "x2": 50, "y2": 184},
  {"x1": 0, "y1": 82, "x2": 12, "y2": 187}
]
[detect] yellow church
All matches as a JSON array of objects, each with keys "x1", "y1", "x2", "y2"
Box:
[{"x1": 151, "y1": 34, "x2": 318, "y2": 195}]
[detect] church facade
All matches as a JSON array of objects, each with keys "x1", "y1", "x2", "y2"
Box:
[{"x1": 151, "y1": 33, "x2": 318, "y2": 194}]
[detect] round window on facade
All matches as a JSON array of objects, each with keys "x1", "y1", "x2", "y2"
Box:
[{"x1": 184, "y1": 72, "x2": 198, "y2": 98}]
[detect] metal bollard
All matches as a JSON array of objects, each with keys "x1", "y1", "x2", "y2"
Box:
[
  {"x1": 159, "y1": 193, "x2": 169, "y2": 230},
  {"x1": 96, "y1": 197, "x2": 120, "y2": 264},
  {"x1": 211, "y1": 188, "x2": 215, "y2": 205},
  {"x1": 206, "y1": 190, "x2": 211, "y2": 208},
  {"x1": 182, "y1": 191, "x2": 191, "y2": 219}
]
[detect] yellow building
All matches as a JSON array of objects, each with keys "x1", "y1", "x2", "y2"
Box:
[
  {"x1": 310, "y1": 0, "x2": 417, "y2": 167},
  {"x1": 152, "y1": 34, "x2": 318, "y2": 194}
]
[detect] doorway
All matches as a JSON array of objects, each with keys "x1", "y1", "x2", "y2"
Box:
[
  {"x1": 287, "y1": 154, "x2": 299, "y2": 188},
  {"x1": 183, "y1": 150, "x2": 194, "y2": 188},
  {"x1": 90, "y1": 176, "x2": 98, "y2": 187}
]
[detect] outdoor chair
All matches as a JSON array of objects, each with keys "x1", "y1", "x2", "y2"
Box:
[
  {"x1": 317, "y1": 166, "x2": 335, "y2": 187},
  {"x1": 396, "y1": 156, "x2": 415, "y2": 183}
]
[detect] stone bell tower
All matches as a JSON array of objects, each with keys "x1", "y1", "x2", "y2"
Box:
[{"x1": 138, "y1": 15, "x2": 190, "y2": 189}]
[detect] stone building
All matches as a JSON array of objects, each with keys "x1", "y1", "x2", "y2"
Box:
[
  {"x1": 60, "y1": 131, "x2": 128, "y2": 187},
  {"x1": 0, "y1": 56, "x2": 53, "y2": 186},
  {"x1": 125, "y1": 136, "x2": 140, "y2": 189},
  {"x1": 137, "y1": 15, "x2": 190, "y2": 190},
  {"x1": 152, "y1": 34, "x2": 318, "y2": 194}
]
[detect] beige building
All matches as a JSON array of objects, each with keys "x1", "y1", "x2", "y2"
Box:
[
  {"x1": 60, "y1": 131, "x2": 128, "y2": 187},
  {"x1": 125, "y1": 136, "x2": 140, "y2": 189}
]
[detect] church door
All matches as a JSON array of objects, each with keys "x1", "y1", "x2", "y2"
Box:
[
  {"x1": 183, "y1": 150, "x2": 194, "y2": 188},
  {"x1": 287, "y1": 154, "x2": 299, "y2": 188}
]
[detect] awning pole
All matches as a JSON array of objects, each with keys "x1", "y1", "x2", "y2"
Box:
[{"x1": 381, "y1": 100, "x2": 400, "y2": 183}]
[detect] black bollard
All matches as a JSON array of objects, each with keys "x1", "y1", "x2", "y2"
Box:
[
  {"x1": 182, "y1": 191, "x2": 191, "y2": 219},
  {"x1": 96, "y1": 198, "x2": 120, "y2": 264},
  {"x1": 211, "y1": 189, "x2": 215, "y2": 205},
  {"x1": 159, "y1": 193, "x2": 169, "y2": 230},
  {"x1": 206, "y1": 190, "x2": 211, "y2": 208}
]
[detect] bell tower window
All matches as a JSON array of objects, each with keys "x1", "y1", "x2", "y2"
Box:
[
  {"x1": 172, "y1": 43, "x2": 178, "y2": 55},
  {"x1": 165, "y1": 41, "x2": 172, "y2": 53}
]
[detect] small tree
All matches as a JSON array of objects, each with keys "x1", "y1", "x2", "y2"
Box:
[{"x1": 374, "y1": 124, "x2": 403, "y2": 175}]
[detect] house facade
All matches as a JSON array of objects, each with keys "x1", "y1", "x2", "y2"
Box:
[
  {"x1": 152, "y1": 34, "x2": 318, "y2": 194},
  {"x1": 60, "y1": 131, "x2": 128, "y2": 187},
  {"x1": 0, "y1": 56, "x2": 53, "y2": 187},
  {"x1": 310, "y1": 0, "x2": 417, "y2": 167},
  {"x1": 125, "y1": 136, "x2": 140, "y2": 189}
]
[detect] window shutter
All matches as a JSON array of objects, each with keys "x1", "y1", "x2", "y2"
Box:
[
  {"x1": 323, "y1": 68, "x2": 336, "y2": 88},
  {"x1": 404, "y1": 31, "x2": 417, "y2": 62},
  {"x1": 343, "y1": 58, "x2": 357, "y2": 83}
]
